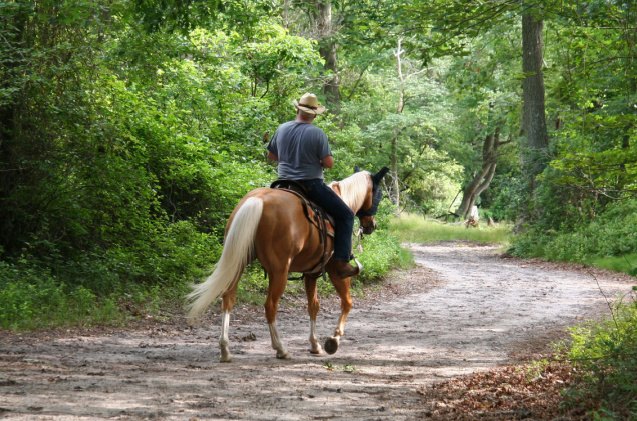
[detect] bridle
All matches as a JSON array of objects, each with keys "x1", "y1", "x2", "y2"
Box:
[{"x1": 355, "y1": 181, "x2": 383, "y2": 237}]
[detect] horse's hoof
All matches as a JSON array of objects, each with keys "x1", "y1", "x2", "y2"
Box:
[
  {"x1": 276, "y1": 351, "x2": 291, "y2": 360},
  {"x1": 220, "y1": 345, "x2": 232, "y2": 362},
  {"x1": 324, "y1": 337, "x2": 339, "y2": 355},
  {"x1": 310, "y1": 345, "x2": 323, "y2": 355}
]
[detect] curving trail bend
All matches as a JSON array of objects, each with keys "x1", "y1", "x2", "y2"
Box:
[{"x1": 1, "y1": 242, "x2": 634, "y2": 420}]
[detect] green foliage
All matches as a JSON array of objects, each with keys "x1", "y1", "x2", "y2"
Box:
[
  {"x1": 341, "y1": 200, "x2": 413, "y2": 290},
  {"x1": 513, "y1": 0, "x2": 637, "y2": 260},
  {"x1": 234, "y1": 263, "x2": 271, "y2": 306},
  {"x1": 564, "y1": 298, "x2": 637, "y2": 419},
  {"x1": 484, "y1": 174, "x2": 526, "y2": 222},
  {"x1": 328, "y1": 58, "x2": 465, "y2": 214},
  {"x1": 356, "y1": 228, "x2": 412, "y2": 283},
  {"x1": 2, "y1": 0, "x2": 635, "y2": 333},
  {"x1": 404, "y1": 160, "x2": 463, "y2": 216},
  {"x1": 0, "y1": 260, "x2": 121, "y2": 330},
  {"x1": 511, "y1": 199, "x2": 637, "y2": 275},
  {"x1": 0, "y1": 0, "x2": 323, "y2": 328},
  {"x1": 590, "y1": 254, "x2": 637, "y2": 277},
  {"x1": 0, "y1": 219, "x2": 218, "y2": 330},
  {"x1": 234, "y1": 22, "x2": 323, "y2": 99}
]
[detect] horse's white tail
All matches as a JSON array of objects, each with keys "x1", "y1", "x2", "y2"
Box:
[{"x1": 187, "y1": 197, "x2": 263, "y2": 320}]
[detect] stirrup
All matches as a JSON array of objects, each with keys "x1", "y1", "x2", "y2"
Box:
[{"x1": 353, "y1": 257, "x2": 363, "y2": 274}]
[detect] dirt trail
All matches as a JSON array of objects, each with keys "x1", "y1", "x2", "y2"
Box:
[{"x1": 1, "y1": 242, "x2": 634, "y2": 420}]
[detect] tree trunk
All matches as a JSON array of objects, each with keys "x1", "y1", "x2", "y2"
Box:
[
  {"x1": 521, "y1": 10, "x2": 549, "y2": 191},
  {"x1": 456, "y1": 128, "x2": 504, "y2": 219},
  {"x1": 457, "y1": 164, "x2": 498, "y2": 219},
  {"x1": 390, "y1": 134, "x2": 399, "y2": 209},
  {"x1": 389, "y1": 39, "x2": 406, "y2": 210},
  {"x1": 316, "y1": 1, "x2": 340, "y2": 111}
]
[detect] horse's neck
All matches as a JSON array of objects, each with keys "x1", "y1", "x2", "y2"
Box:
[{"x1": 330, "y1": 175, "x2": 368, "y2": 213}]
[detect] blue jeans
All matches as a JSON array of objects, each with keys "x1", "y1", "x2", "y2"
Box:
[{"x1": 299, "y1": 179, "x2": 354, "y2": 261}]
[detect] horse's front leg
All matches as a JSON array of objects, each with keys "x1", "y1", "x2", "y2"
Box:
[
  {"x1": 324, "y1": 272, "x2": 353, "y2": 355},
  {"x1": 304, "y1": 274, "x2": 323, "y2": 354}
]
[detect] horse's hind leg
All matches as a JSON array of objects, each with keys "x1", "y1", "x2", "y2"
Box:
[
  {"x1": 219, "y1": 282, "x2": 239, "y2": 363},
  {"x1": 304, "y1": 274, "x2": 323, "y2": 354},
  {"x1": 265, "y1": 272, "x2": 290, "y2": 359}
]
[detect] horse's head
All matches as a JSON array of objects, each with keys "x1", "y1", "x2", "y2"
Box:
[
  {"x1": 355, "y1": 167, "x2": 389, "y2": 235},
  {"x1": 330, "y1": 167, "x2": 389, "y2": 234}
]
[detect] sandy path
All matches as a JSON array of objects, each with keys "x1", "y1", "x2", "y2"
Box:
[{"x1": 1, "y1": 242, "x2": 634, "y2": 420}]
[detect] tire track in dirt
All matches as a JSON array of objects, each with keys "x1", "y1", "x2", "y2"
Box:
[{"x1": 1, "y1": 242, "x2": 634, "y2": 420}]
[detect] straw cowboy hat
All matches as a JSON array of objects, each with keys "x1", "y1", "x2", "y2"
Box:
[{"x1": 293, "y1": 93, "x2": 326, "y2": 115}]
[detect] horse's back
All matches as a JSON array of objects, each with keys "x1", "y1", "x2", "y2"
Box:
[
  {"x1": 226, "y1": 187, "x2": 307, "y2": 237},
  {"x1": 231, "y1": 187, "x2": 323, "y2": 273},
  {"x1": 241, "y1": 187, "x2": 304, "y2": 216},
  {"x1": 250, "y1": 187, "x2": 307, "y2": 233}
]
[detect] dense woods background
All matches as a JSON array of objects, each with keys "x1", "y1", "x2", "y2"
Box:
[
  {"x1": 1, "y1": 0, "x2": 636, "y2": 417},
  {"x1": 1, "y1": 0, "x2": 635, "y2": 320}
]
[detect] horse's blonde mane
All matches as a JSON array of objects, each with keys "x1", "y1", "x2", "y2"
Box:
[{"x1": 330, "y1": 171, "x2": 371, "y2": 212}]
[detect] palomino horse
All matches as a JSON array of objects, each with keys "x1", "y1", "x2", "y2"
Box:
[{"x1": 187, "y1": 167, "x2": 389, "y2": 362}]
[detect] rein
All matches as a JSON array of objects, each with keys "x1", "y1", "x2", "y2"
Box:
[{"x1": 355, "y1": 226, "x2": 365, "y2": 254}]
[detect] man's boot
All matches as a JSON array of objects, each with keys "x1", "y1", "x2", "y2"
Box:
[{"x1": 333, "y1": 259, "x2": 360, "y2": 278}]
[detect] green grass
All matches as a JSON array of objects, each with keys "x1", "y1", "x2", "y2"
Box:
[
  {"x1": 389, "y1": 214, "x2": 512, "y2": 246},
  {"x1": 588, "y1": 253, "x2": 637, "y2": 276},
  {"x1": 0, "y1": 278, "x2": 125, "y2": 330}
]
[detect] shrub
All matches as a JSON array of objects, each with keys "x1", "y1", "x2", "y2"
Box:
[
  {"x1": 356, "y1": 199, "x2": 413, "y2": 283},
  {"x1": 0, "y1": 260, "x2": 122, "y2": 330},
  {"x1": 564, "y1": 293, "x2": 637, "y2": 419},
  {"x1": 356, "y1": 228, "x2": 409, "y2": 283},
  {"x1": 487, "y1": 175, "x2": 525, "y2": 222},
  {"x1": 0, "y1": 219, "x2": 221, "y2": 330},
  {"x1": 511, "y1": 199, "x2": 637, "y2": 269}
]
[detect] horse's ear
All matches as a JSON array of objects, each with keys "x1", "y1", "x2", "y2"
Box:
[{"x1": 373, "y1": 167, "x2": 390, "y2": 184}]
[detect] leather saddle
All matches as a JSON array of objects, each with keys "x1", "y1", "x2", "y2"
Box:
[
  {"x1": 270, "y1": 179, "x2": 335, "y2": 277},
  {"x1": 270, "y1": 180, "x2": 335, "y2": 237}
]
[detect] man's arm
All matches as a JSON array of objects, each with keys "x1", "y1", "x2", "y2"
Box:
[
  {"x1": 321, "y1": 155, "x2": 334, "y2": 169},
  {"x1": 267, "y1": 151, "x2": 278, "y2": 161}
]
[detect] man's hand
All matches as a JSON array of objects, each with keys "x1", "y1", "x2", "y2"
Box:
[{"x1": 267, "y1": 151, "x2": 278, "y2": 162}]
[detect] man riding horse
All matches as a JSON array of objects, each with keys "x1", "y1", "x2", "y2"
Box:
[
  {"x1": 187, "y1": 93, "x2": 388, "y2": 362},
  {"x1": 266, "y1": 93, "x2": 359, "y2": 278}
]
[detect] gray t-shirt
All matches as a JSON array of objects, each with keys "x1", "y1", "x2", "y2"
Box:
[{"x1": 267, "y1": 121, "x2": 331, "y2": 180}]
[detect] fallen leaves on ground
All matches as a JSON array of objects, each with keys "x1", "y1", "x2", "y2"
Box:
[{"x1": 417, "y1": 361, "x2": 589, "y2": 420}]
